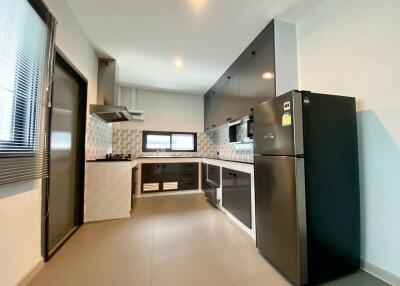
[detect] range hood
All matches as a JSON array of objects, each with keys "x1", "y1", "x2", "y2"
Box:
[{"x1": 89, "y1": 58, "x2": 132, "y2": 123}]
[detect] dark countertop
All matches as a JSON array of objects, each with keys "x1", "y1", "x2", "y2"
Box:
[
  {"x1": 86, "y1": 160, "x2": 132, "y2": 163},
  {"x1": 87, "y1": 157, "x2": 254, "y2": 165}
]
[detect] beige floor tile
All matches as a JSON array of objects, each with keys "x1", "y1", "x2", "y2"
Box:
[
  {"x1": 28, "y1": 193, "x2": 289, "y2": 286},
  {"x1": 152, "y1": 242, "x2": 234, "y2": 286}
]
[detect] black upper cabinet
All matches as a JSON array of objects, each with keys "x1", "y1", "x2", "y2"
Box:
[{"x1": 204, "y1": 20, "x2": 276, "y2": 130}]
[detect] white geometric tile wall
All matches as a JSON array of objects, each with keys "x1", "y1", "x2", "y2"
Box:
[
  {"x1": 112, "y1": 129, "x2": 216, "y2": 158},
  {"x1": 112, "y1": 121, "x2": 253, "y2": 163},
  {"x1": 206, "y1": 121, "x2": 254, "y2": 163},
  {"x1": 86, "y1": 115, "x2": 113, "y2": 160}
]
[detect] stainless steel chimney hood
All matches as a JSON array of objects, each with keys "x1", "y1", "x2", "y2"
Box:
[{"x1": 89, "y1": 58, "x2": 132, "y2": 123}]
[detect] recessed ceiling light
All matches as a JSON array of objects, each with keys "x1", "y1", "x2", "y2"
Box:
[
  {"x1": 174, "y1": 58, "x2": 183, "y2": 68},
  {"x1": 262, "y1": 72, "x2": 273, "y2": 79},
  {"x1": 188, "y1": 0, "x2": 208, "y2": 11}
]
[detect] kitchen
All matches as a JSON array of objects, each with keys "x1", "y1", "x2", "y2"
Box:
[{"x1": 0, "y1": 1, "x2": 399, "y2": 286}]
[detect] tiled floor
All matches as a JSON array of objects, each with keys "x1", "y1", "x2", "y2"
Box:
[{"x1": 28, "y1": 193, "x2": 389, "y2": 286}]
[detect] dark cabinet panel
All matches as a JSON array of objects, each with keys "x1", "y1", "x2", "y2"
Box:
[
  {"x1": 204, "y1": 21, "x2": 275, "y2": 130},
  {"x1": 179, "y1": 163, "x2": 199, "y2": 190},
  {"x1": 142, "y1": 163, "x2": 162, "y2": 192},
  {"x1": 142, "y1": 162, "x2": 199, "y2": 193},
  {"x1": 204, "y1": 94, "x2": 213, "y2": 130},
  {"x1": 222, "y1": 168, "x2": 252, "y2": 228},
  {"x1": 252, "y1": 41, "x2": 275, "y2": 99},
  {"x1": 207, "y1": 164, "x2": 220, "y2": 187},
  {"x1": 142, "y1": 163, "x2": 162, "y2": 183},
  {"x1": 162, "y1": 163, "x2": 181, "y2": 182},
  {"x1": 201, "y1": 163, "x2": 207, "y2": 190},
  {"x1": 204, "y1": 181, "x2": 218, "y2": 206}
]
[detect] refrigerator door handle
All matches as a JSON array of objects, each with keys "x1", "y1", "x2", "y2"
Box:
[
  {"x1": 293, "y1": 91, "x2": 304, "y2": 156},
  {"x1": 295, "y1": 157, "x2": 308, "y2": 285}
]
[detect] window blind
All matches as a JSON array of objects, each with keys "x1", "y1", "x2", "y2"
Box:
[{"x1": 0, "y1": 0, "x2": 55, "y2": 185}]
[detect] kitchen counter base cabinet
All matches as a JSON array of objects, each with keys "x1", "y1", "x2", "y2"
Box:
[
  {"x1": 204, "y1": 181, "x2": 218, "y2": 207},
  {"x1": 141, "y1": 162, "x2": 198, "y2": 193},
  {"x1": 222, "y1": 168, "x2": 252, "y2": 228},
  {"x1": 142, "y1": 163, "x2": 162, "y2": 192},
  {"x1": 207, "y1": 164, "x2": 220, "y2": 186}
]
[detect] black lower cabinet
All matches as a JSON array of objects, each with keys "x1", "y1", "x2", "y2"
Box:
[
  {"x1": 179, "y1": 163, "x2": 199, "y2": 190},
  {"x1": 204, "y1": 181, "x2": 218, "y2": 206},
  {"x1": 142, "y1": 163, "x2": 162, "y2": 192},
  {"x1": 201, "y1": 163, "x2": 207, "y2": 189},
  {"x1": 141, "y1": 162, "x2": 198, "y2": 193},
  {"x1": 207, "y1": 164, "x2": 220, "y2": 186},
  {"x1": 222, "y1": 167, "x2": 252, "y2": 228}
]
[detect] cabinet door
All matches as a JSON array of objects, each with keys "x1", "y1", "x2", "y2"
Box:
[
  {"x1": 222, "y1": 168, "x2": 252, "y2": 228},
  {"x1": 142, "y1": 163, "x2": 162, "y2": 192},
  {"x1": 179, "y1": 163, "x2": 199, "y2": 190},
  {"x1": 237, "y1": 42, "x2": 275, "y2": 118},
  {"x1": 252, "y1": 41, "x2": 275, "y2": 99},
  {"x1": 207, "y1": 164, "x2": 220, "y2": 187},
  {"x1": 223, "y1": 74, "x2": 242, "y2": 122},
  {"x1": 161, "y1": 163, "x2": 181, "y2": 191},
  {"x1": 201, "y1": 163, "x2": 207, "y2": 190},
  {"x1": 204, "y1": 94, "x2": 212, "y2": 130},
  {"x1": 204, "y1": 182, "x2": 217, "y2": 206}
]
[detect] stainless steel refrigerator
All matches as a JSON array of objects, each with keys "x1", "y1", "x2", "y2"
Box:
[{"x1": 254, "y1": 90, "x2": 360, "y2": 285}]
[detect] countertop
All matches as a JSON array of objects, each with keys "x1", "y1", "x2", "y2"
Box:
[{"x1": 86, "y1": 156, "x2": 254, "y2": 165}]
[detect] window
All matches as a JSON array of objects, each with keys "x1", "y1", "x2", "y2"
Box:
[
  {"x1": 171, "y1": 133, "x2": 195, "y2": 151},
  {"x1": 0, "y1": 0, "x2": 49, "y2": 155},
  {"x1": 142, "y1": 131, "x2": 197, "y2": 152},
  {"x1": 0, "y1": 0, "x2": 55, "y2": 185}
]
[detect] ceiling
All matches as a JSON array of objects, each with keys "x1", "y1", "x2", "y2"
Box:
[{"x1": 67, "y1": 0, "x2": 305, "y2": 95}]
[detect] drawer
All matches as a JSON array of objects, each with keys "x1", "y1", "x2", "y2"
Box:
[
  {"x1": 142, "y1": 183, "x2": 159, "y2": 192},
  {"x1": 163, "y1": 182, "x2": 178, "y2": 190}
]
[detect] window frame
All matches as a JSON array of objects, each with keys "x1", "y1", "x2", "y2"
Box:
[
  {"x1": 142, "y1": 131, "x2": 197, "y2": 152},
  {"x1": 0, "y1": 0, "x2": 52, "y2": 158}
]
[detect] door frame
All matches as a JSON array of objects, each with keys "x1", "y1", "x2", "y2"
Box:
[{"x1": 41, "y1": 47, "x2": 88, "y2": 261}]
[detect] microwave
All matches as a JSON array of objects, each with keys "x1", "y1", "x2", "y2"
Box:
[{"x1": 228, "y1": 115, "x2": 253, "y2": 144}]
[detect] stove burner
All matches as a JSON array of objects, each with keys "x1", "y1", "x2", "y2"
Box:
[{"x1": 96, "y1": 153, "x2": 132, "y2": 161}]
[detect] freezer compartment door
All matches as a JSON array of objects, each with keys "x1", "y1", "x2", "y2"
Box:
[
  {"x1": 255, "y1": 155, "x2": 307, "y2": 285},
  {"x1": 253, "y1": 91, "x2": 304, "y2": 156}
]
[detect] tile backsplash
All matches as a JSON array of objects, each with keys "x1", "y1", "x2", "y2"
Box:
[
  {"x1": 86, "y1": 115, "x2": 113, "y2": 160},
  {"x1": 112, "y1": 120, "x2": 253, "y2": 163},
  {"x1": 86, "y1": 117, "x2": 253, "y2": 162},
  {"x1": 206, "y1": 122, "x2": 253, "y2": 163},
  {"x1": 112, "y1": 129, "x2": 216, "y2": 158}
]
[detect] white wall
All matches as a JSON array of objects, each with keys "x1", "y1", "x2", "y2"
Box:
[
  {"x1": 0, "y1": 181, "x2": 42, "y2": 286},
  {"x1": 115, "y1": 88, "x2": 204, "y2": 133},
  {"x1": 45, "y1": 0, "x2": 98, "y2": 107},
  {"x1": 0, "y1": 0, "x2": 98, "y2": 285},
  {"x1": 296, "y1": 0, "x2": 400, "y2": 278}
]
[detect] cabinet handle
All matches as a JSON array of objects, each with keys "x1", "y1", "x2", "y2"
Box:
[
  {"x1": 212, "y1": 124, "x2": 216, "y2": 128},
  {"x1": 229, "y1": 172, "x2": 232, "y2": 176},
  {"x1": 226, "y1": 117, "x2": 232, "y2": 122},
  {"x1": 233, "y1": 173, "x2": 237, "y2": 177}
]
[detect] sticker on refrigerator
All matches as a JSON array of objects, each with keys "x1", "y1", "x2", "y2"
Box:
[
  {"x1": 283, "y1": 101, "x2": 291, "y2": 111},
  {"x1": 282, "y1": 112, "x2": 292, "y2": 126}
]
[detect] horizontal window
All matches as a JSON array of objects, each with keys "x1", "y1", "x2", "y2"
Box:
[
  {"x1": 142, "y1": 131, "x2": 197, "y2": 152},
  {"x1": 0, "y1": 0, "x2": 56, "y2": 185}
]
